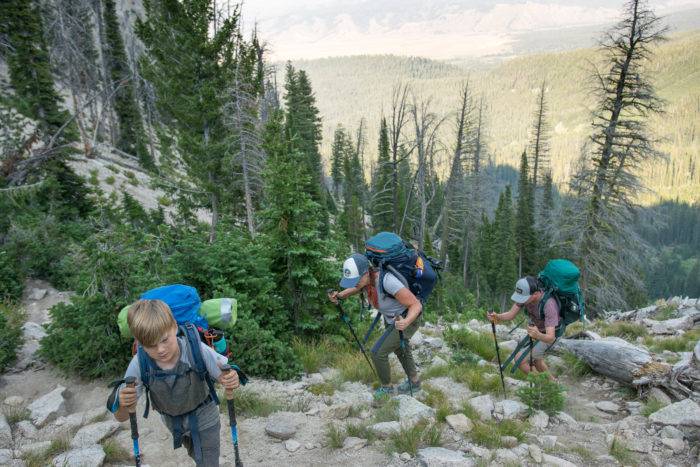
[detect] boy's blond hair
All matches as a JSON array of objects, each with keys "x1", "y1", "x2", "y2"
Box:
[{"x1": 127, "y1": 299, "x2": 177, "y2": 347}]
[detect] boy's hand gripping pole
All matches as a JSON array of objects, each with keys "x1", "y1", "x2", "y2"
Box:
[
  {"x1": 222, "y1": 364, "x2": 243, "y2": 467},
  {"x1": 124, "y1": 376, "x2": 141, "y2": 467}
]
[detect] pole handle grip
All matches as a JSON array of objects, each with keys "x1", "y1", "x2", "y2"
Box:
[
  {"x1": 221, "y1": 364, "x2": 234, "y2": 399},
  {"x1": 124, "y1": 376, "x2": 137, "y2": 415}
]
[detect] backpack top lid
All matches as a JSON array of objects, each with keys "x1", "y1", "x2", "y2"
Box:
[
  {"x1": 538, "y1": 259, "x2": 580, "y2": 295},
  {"x1": 366, "y1": 232, "x2": 409, "y2": 263},
  {"x1": 140, "y1": 284, "x2": 208, "y2": 330}
]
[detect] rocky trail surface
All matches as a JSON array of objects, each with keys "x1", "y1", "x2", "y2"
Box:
[{"x1": 1, "y1": 281, "x2": 699, "y2": 466}]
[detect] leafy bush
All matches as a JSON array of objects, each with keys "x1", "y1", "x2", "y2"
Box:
[
  {"x1": 516, "y1": 372, "x2": 565, "y2": 415},
  {"x1": 0, "y1": 303, "x2": 23, "y2": 372},
  {"x1": 0, "y1": 250, "x2": 24, "y2": 301},
  {"x1": 229, "y1": 312, "x2": 302, "y2": 380},
  {"x1": 40, "y1": 294, "x2": 131, "y2": 378}
]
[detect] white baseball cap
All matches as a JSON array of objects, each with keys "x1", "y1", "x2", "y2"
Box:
[
  {"x1": 511, "y1": 277, "x2": 539, "y2": 304},
  {"x1": 340, "y1": 253, "x2": 370, "y2": 288}
]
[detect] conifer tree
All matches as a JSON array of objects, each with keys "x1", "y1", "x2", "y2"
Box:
[
  {"x1": 342, "y1": 137, "x2": 365, "y2": 251},
  {"x1": 261, "y1": 111, "x2": 334, "y2": 332},
  {"x1": 103, "y1": 0, "x2": 151, "y2": 168},
  {"x1": 516, "y1": 151, "x2": 537, "y2": 275},
  {"x1": 0, "y1": 0, "x2": 74, "y2": 142},
  {"x1": 137, "y1": 0, "x2": 241, "y2": 241},
  {"x1": 529, "y1": 80, "x2": 550, "y2": 196},
  {"x1": 492, "y1": 186, "x2": 517, "y2": 308},
  {"x1": 330, "y1": 125, "x2": 349, "y2": 199},
  {"x1": 371, "y1": 117, "x2": 394, "y2": 233},
  {"x1": 562, "y1": 0, "x2": 666, "y2": 313}
]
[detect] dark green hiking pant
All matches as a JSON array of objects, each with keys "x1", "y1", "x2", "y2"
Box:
[{"x1": 371, "y1": 317, "x2": 421, "y2": 386}]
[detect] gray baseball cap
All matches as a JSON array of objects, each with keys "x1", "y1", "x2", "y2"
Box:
[
  {"x1": 340, "y1": 253, "x2": 370, "y2": 288},
  {"x1": 511, "y1": 277, "x2": 538, "y2": 304}
]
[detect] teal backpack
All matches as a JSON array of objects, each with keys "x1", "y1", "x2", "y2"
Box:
[{"x1": 537, "y1": 259, "x2": 585, "y2": 337}]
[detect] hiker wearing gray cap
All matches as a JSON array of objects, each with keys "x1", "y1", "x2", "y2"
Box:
[
  {"x1": 487, "y1": 276, "x2": 560, "y2": 378},
  {"x1": 328, "y1": 253, "x2": 423, "y2": 399}
]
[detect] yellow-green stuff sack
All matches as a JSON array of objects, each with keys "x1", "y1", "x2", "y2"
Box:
[{"x1": 199, "y1": 298, "x2": 237, "y2": 330}]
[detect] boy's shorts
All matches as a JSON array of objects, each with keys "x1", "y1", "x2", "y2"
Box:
[{"x1": 531, "y1": 339, "x2": 557, "y2": 360}]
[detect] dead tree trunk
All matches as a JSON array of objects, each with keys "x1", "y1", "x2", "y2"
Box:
[{"x1": 558, "y1": 334, "x2": 699, "y2": 400}]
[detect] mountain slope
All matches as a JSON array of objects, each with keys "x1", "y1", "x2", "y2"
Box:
[{"x1": 289, "y1": 30, "x2": 700, "y2": 203}]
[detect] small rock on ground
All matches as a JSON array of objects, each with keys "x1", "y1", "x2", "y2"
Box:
[
  {"x1": 342, "y1": 436, "x2": 367, "y2": 450},
  {"x1": 542, "y1": 453, "x2": 578, "y2": 467},
  {"x1": 0, "y1": 414, "x2": 11, "y2": 449},
  {"x1": 27, "y1": 386, "x2": 67, "y2": 427},
  {"x1": 370, "y1": 421, "x2": 401, "y2": 439},
  {"x1": 467, "y1": 395, "x2": 494, "y2": 421},
  {"x1": 264, "y1": 412, "x2": 301, "y2": 440},
  {"x1": 649, "y1": 399, "x2": 700, "y2": 427},
  {"x1": 3, "y1": 396, "x2": 24, "y2": 407},
  {"x1": 284, "y1": 439, "x2": 301, "y2": 452},
  {"x1": 530, "y1": 410, "x2": 549, "y2": 429},
  {"x1": 70, "y1": 421, "x2": 120, "y2": 448},
  {"x1": 596, "y1": 401, "x2": 620, "y2": 414},
  {"x1": 417, "y1": 447, "x2": 474, "y2": 466},
  {"x1": 52, "y1": 445, "x2": 105, "y2": 467},
  {"x1": 445, "y1": 413, "x2": 473, "y2": 434}
]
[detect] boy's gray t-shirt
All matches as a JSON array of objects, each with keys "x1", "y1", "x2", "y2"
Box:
[
  {"x1": 375, "y1": 272, "x2": 408, "y2": 324},
  {"x1": 121, "y1": 336, "x2": 227, "y2": 432}
]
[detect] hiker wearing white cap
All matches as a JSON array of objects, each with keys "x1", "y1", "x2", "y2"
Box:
[
  {"x1": 486, "y1": 276, "x2": 560, "y2": 378},
  {"x1": 328, "y1": 253, "x2": 423, "y2": 399}
]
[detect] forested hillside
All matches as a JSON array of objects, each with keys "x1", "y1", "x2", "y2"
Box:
[{"x1": 291, "y1": 30, "x2": 700, "y2": 204}]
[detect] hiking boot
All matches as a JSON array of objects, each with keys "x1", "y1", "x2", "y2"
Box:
[
  {"x1": 396, "y1": 379, "x2": 421, "y2": 394},
  {"x1": 373, "y1": 386, "x2": 394, "y2": 402}
]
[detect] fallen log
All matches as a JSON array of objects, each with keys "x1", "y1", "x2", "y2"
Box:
[{"x1": 558, "y1": 335, "x2": 699, "y2": 400}]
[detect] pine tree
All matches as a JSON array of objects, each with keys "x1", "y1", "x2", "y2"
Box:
[
  {"x1": 137, "y1": 0, "x2": 242, "y2": 241},
  {"x1": 330, "y1": 125, "x2": 348, "y2": 199},
  {"x1": 492, "y1": 186, "x2": 518, "y2": 309},
  {"x1": 0, "y1": 0, "x2": 74, "y2": 142},
  {"x1": 103, "y1": 0, "x2": 151, "y2": 168},
  {"x1": 516, "y1": 151, "x2": 537, "y2": 276},
  {"x1": 562, "y1": 0, "x2": 667, "y2": 313},
  {"x1": 283, "y1": 65, "x2": 324, "y2": 201},
  {"x1": 342, "y1": 131, "x2": 365, "y2": 251},
  {"x1": 529, "y1": 80, "x2": 550, "y2": 196},
  {"x1": 261, "y1": 111, "x2": 334, "y2": 333},
  {"x1": 371, "y1": 117, "x2": 394, "y2": 233}
]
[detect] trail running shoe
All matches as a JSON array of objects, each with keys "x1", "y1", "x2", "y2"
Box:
[
  {"x1": 396, "y1": 379, "x2": 421, "y2": 394},
  {"x1": 373, "y1": 385, "x2": 394, "y2": 400}
]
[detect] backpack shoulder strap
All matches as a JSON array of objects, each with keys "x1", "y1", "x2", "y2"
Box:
[
  {"x1": 136, "y1": 345, "x2": 152, "y2": 418},
  {"x1": 181, "y1": 324, "x2": 220, "y2": 406}
]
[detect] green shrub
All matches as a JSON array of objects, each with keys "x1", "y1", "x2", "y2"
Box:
[
  {"x1": 308, "y1": 381, "x2": 336, "y2": 396},
  {"x1": 345, "y1": 422, "x2": 376, "y2": 443},
  {"x1": 516, "y1": 372, "x2": 565, "y2": 415},
  {"x1": 39, "y1": 294, "x2": 131, "y2": 378},
  {"x1": 450, "y1": 364, "x2": 502, "y2": 394},
  {"x1": 0, "y1": 250, "x2": 24, "y2": 301},
  {"x1": 389, "y1": 423, "x2": 423, "y2": 456},
  {"x1": 422, "y1": 423, "x2": 442, "y2": 447},
  {"x1": 0, "y1": 303, "x2": 24, "y2": 372}
]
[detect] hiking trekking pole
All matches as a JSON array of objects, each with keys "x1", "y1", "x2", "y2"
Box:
[
  {"x1": 221, "y1": 364, "x2": 243, "y2": 467},
  {"x1": 328, "y1": 290, "x2": 380, "y2": 382},
  {"x1": 490, "y1": 321, "x2": 507, "y2": 397},
  {"x1": 529, "y1": 336, "x2": 535, "y2": 388},
  {"x1": 124, "y1": 377, "x2": 142, "y2": 467},
  {"x1": 508, "y1": 317, "x2": 525, "y2": 335},
  {"x1": 395, "y1": 317, "x2": 412, "y2": 397}
]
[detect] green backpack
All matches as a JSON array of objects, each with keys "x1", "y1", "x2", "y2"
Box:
[{"x1": 537, "y1": 259, "x2": 585, "y2": 336}]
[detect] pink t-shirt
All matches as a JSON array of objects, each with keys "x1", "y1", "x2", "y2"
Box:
[{"x1": 522, "y1": 297, "x2": 560, "y2": 332}]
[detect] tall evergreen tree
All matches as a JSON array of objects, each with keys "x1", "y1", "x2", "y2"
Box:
[
  {"x1": 137, "y1": 0, "x2": 241, "y2": 241},
  {"x1": 103, "y1": 0, "x2": 151, "y2": 168},
  {"x1": 515, "y1": 151, "x2": 537, "y2": 275},
  {"x1": 342, "y1": 135, "x2": 365, "y2": 251},
  {"x1": 562, "y1": 0, "x2": 666, "y2": 313},
  {"x1": 371, "y1": 117, "x2": 394, "y2": 233},
  {"x1": 261, "y1": 111, "x2": 334, "y2": 333},
  {"x1": 492, "y1": 186, "x2": 517, "y2": 309},
  {"x1": 283, "y1": 65, "x2": 325, "y2": 204},
  {"x1": 0, "y1": 0, "x2": 74, "y2": 142},
  {"x1": 529, "y1": 80, "x2": 550, "y2": 196},
  {"x1": 330, "y1": 125, "x2": 349, "y2": 199}
]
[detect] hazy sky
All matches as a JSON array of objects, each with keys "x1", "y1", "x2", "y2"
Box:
[{"x1": 236, "y1": 0, "x2": 700, "y2": 60}]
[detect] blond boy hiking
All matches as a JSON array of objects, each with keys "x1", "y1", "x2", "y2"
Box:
[{"x1": 111, "y1": 299, "x2": 239, "y2": 466}]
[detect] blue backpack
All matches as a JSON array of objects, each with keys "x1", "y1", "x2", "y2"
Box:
[{"x1": 365, "y1": 232, "x2": 440, "y2": 304}]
